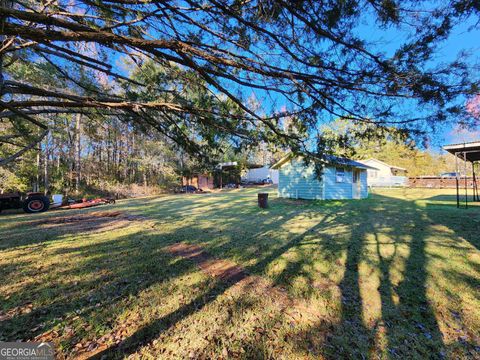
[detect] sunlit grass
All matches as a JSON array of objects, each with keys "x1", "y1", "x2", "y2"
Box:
[{"x1": 0, "y1": 187, "x2": 479, "y2": 359}]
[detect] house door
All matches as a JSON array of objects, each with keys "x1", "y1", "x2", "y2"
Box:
[{"x1": 352, "y1": 169, "x2": 361, "y2": 199}]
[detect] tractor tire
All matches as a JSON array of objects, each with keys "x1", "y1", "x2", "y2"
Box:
[{"x1": 23, "y1": 195, "x2": 50, "y2": 213}]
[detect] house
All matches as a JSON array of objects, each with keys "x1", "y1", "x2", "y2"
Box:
[
  {"x1": 242, "y1": 165, "x2": 279, "y2": 184},
  {"x1": 271, "y1": 154, "x2": 377, "y2": 200},
  {"x1": 357, "y1": 158, "x2": 407, "y2": 187}
]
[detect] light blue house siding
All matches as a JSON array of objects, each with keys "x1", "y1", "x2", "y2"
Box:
[
  {"x1": 277, "y1": 159, "x2": 369, "y2": 200},
  {"x1": 278, "y1": 159, "x2": 323, "y2": 199},
  {"x1": 323, "y1": 166, "x2": 352, "y2": 199}
]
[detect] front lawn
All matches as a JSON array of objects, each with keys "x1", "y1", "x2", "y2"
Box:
[{"x1": 0, "y1": 188, "x2": 479, "y2": 359}]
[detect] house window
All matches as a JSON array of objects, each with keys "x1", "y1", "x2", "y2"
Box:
[
  {"x1": 368, "y1": 170, "x2": 378, "y2": 178},
  {"x1": 336, "y1": 167, "x2": 345, "y2": 183},
  {"x1": 353, "y1": 170, "x2": 361, "y2": 183}
]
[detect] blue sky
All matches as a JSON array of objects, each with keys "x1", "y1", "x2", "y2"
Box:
[{"x1": 437, "y1": 24, "x2": 480, "y2": 147}]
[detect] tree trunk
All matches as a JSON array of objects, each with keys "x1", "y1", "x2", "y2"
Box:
[
  {"x1": 75, "y1": 113, "x2": 82, "y2": 194},
  {"x1": 143, "y1": 172, "x2": 147, "y2": 194},
  {"x1": 131, "y1": 133, "x2": 136, "y2": 182},
  {"x1": 44, "y1": 133, "x2": 49, "y2": 194},
  {"x1": 35, "y1": 148, "x2": 40, "y2": 192},
  {"x1": 34, "y1": 126, "x2": 41, "y2": 192}
]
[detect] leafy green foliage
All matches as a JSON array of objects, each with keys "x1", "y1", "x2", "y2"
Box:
[{"x1": 0, "y1": 167, "x2": 27, "y2": 192}]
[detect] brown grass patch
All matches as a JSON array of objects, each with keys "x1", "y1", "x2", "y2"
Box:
[{"x1": 0, "y1": 302, "x2": 33, "y2": 322}]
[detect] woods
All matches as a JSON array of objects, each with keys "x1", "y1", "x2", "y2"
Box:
[
  {"x1": 1, "y1": 113, "x2": 189, "y2": 194},
  {"x1": 0, "y1": 0, "x2": 479, "y2": 162}
]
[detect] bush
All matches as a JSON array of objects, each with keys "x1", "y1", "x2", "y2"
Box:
[
  {"x1": 0, "y1": 168, "x2": 28, "y2": 193},
  {"x1": 74, "y1": 181, "x2": 165, "y2": 199}
]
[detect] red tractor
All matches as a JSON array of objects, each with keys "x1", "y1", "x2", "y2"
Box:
[{"x1": 0, "y1": 192, "x2": 50, "y2": 214}]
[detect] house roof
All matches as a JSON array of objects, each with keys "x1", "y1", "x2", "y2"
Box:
[
  {"x1": 270, "y1": 153, "x2": 378, "y2": 170},
  {"x1": 443, "y1": 141, "x2": 480, "y2": 162},
  {"x1": 358, "y1": 158, "x2": 407, "y2": 171}
]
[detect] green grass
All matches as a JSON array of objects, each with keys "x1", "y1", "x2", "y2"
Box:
[{"x1": 1, "y1": 187, "x2": 479, "y2": 359}]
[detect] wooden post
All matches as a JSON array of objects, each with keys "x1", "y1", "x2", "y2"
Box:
[
  {"x1": 220, "y1": 168, "x2": 223, "y2": 189},
  {"x1": 455, "y1": 153, "x2": 460, "y2": 208}
]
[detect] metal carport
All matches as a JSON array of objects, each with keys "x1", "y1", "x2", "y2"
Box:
[{"x1": 443, "y1": 141, "x2": 480, "y2": 208}]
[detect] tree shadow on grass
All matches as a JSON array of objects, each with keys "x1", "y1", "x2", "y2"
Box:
[
  {"x1": 96, "y1": 193, "x2": 477, "y2": 358},
  {"x1": 280, "y1": 194, "x2": 449, "y2": 359},
  {"x1": 96, "y1": 193, "x2": 450, "y2": 359},
  {"x1": 424, "y1": 201, "x2": 480, "y2": 357},
  {"x1": 425, "y1": 194, "x2": 480, "y2": 205},
  {"x1": 0, "y1": 227, "x2": 201, "y2": 343},
  {"x1": 425, "y1": 199, "x2": 480, "y2": 251},
  {"x1": 0, "y1": 193, "x2": 325, "y2": 356},
  {"x1": 377, "y1": 205, "x2": 445, "y2": 358},
  {"x1": 90, "y1": 212, "x2": 337, "y2": 359},
  {"x1": 3, "y1": 191, "x2": 478, "y2": 358}
]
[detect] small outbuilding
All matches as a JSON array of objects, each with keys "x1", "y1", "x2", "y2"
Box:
[
  {"x1": 271, "y1": 153, "x2": 377, "y2": 200},
  {"x1": 182, "y1": 173, "x2": 214, "y2": 190}
]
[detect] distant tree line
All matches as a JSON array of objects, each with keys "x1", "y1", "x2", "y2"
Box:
[{"x1": 1, "y1": 115, "x2": 180, "y2": 194}]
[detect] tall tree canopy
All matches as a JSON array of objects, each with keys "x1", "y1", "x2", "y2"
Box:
[{"x1": 1, "y1": 0, "x2": 479, "y2": 166}]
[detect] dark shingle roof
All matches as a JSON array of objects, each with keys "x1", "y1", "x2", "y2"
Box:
[
  {"x1": 325, "y1": 155, "x2": 378, "y2": 170},
  {"x1": 271, "y1": 153, "x2": 378, "y2": 170}
]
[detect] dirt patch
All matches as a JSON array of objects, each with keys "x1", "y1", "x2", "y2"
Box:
[
  {"x1": 165, "y1": 243, "x2": 293, "y2": 306},
  {"x1": 38, "y1": 211, "x2": 123, "y2": 224},
  {"x1": 75, "y1": 245, "x2": 297, "y2": 359},
  {"x1": 25, "y1": 211, "x2": 152, "y2": 233},
  {"x1": 164, "y1": 244, "x2": 333, "y2": 322},
  {"x1": 166, "y1": 243, "x2": 247, "y2": 282}
]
